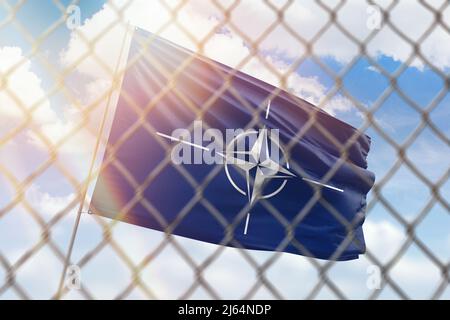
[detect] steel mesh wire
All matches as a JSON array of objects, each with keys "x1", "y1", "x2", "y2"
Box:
[{"x1": 0, "y1": 0, "x2": 449, "y2": 300}]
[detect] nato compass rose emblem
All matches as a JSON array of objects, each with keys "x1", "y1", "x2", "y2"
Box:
[
  {"x1": 156, "y1": 100, "x2": 343, "y2": 235},
  {"x1": 223, "y1": 127, "x2": 295, "y2": 209},
  {"x1": 220, "y1": 124, "x2": 295, "y2": 234}
]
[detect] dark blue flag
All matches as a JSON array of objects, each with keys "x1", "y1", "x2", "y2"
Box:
[{"x1": 90, "y1": 28, "x2": 375, "y2": 261}]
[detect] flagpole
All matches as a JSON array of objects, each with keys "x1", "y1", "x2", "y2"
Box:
[{"x1": 55, "y1": 22, "x2": 132, "y2": 300}]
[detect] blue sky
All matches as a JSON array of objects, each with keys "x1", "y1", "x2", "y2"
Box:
[{"x1": 0, "y1": 0, "x2": 449, "y2": 299}]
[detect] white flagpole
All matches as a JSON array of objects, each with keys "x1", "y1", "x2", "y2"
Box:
[{"x1": 55, "y1": 22, "x2": 132, "y2": 299}]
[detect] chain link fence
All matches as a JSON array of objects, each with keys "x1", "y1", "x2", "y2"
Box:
[{"x1": 0, "y1": 0, "x2": 449, "y2": 300}]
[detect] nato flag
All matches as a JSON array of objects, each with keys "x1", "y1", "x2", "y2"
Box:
[{"x1": 90, "y1": 28, "x2": 375, "y2": 261}]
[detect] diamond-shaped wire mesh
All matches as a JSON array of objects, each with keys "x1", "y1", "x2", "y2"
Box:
[{"x1": 0, "y1": 0, "x2": 449, "y2": 300}]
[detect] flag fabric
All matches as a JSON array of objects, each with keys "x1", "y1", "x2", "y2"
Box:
[{"x1": 90, "y1": 28, "x2": 375, "y2": 261}]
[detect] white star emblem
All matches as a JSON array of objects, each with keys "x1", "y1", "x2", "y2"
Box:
[{"x1": 223, "y1": 128, "x2": 295, "y2": 206}]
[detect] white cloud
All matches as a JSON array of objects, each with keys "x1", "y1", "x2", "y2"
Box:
[
  {"x1": 0, "y1": 47, "x2": 82, "y2": 182},
  {"x1": 0, "y1": 47, "x2": 58, "y2": 130},
  {"x1": 364, "y1": 219, "x2": 407, "y2": 263},
  {"x1": 25, "y1": 184, "x2": 76, "y2": 221},
  {"x1": 179, "y1": 0, "x2": 450, "y2": 71},
  {"x1": 60, "y1": 0, "x2": 354, "y2": 116},
  {"x1": 0, "y1": 46, "x2": 97, "y2": 159},
  {"x1": 14, "y1": 246, "x2": 62, "y2": 299},
  {"x1": 367, "y1": 65, "x2": 381, "y2": 73}
]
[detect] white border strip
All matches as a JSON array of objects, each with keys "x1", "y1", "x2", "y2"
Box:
[
  {"x1": 302, "y1": 177, "x2": 344, "y2": 193},
  {"x1": 265, "y1": 100, "x2": 272, "y2": 119},
  {"x1": 244, "y1": 213, "x2": 251, "y2": 235},
  {"x1": 156, "y1": 132, "x2": 210, "y2": 151}
]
